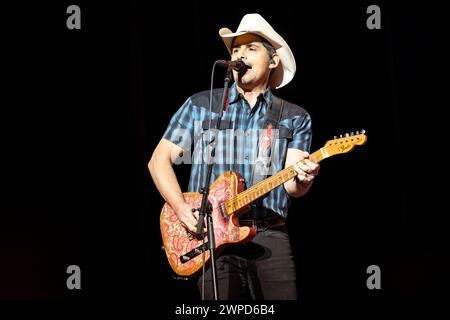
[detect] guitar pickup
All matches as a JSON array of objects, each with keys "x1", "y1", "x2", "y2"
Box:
[
  {"x1": 219, "y1": 202, "x2": 227, "y2": 220},
  {"x1": 179, "y1": 242, "x2": 210, "y2": 263}
]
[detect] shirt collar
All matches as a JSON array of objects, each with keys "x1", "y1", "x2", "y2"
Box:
[{"x1": 228, "y1": 82, "x2": 273, "y2": 107}]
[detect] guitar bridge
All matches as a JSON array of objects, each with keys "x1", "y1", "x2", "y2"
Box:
[{"x1": 179, "y1": 242, "x2": 210, "y2": 263}]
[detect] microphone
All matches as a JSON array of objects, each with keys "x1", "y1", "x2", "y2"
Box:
[{"x1": 216, "y1": 60, "x2": 248, "y2": 73}]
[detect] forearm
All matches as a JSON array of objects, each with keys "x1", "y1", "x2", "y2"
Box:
[{"x1": 149, "y1": 154, "x2": 186, "y2": 210}]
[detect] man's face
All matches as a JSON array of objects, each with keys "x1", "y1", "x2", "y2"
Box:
[{"x1": 231, "y1": 34, "x2": 276, "y2": 89}]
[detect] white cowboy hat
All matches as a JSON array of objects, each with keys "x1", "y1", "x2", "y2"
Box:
[{"x1": 219, "y1": 13, "x2": 296, "y2": 89}]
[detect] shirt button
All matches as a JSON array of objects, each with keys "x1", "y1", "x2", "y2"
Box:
[{"x1": 244, "y1": 155, "x2": 249, "y2": 160}]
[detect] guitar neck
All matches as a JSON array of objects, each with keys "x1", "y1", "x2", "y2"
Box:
[{"x1": 224, "y1": 148, "x2": 326, "y2": 215}]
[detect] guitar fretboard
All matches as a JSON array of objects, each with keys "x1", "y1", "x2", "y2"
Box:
[{"x1": 224, "y1": 149, "x2": 324, "y2": 214}]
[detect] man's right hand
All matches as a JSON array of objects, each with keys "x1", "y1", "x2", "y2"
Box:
[{"x1": 173, "y1": 201, "x2": 204, "y2": 234}]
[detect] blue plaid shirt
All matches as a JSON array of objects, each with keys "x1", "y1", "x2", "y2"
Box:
[{"x1": 162, "y1": 83, "x2": 312, "y2": 218}]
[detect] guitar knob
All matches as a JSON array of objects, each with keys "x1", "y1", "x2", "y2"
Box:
[
  {"x1": 350, "y1": 132, "x2": 354, "y2": 136},
  {"x1": 345, "y1": 133, "x2": 349, "y2": 137},
  {"x1": 340, "y1": 134, "x2": 343, "y2": 138},
  {"x1": 356, "y1": 131, "x2": 359, "y2": 134},
  {"x1": 333, "y1": 136, "x2": 337, "y2": 139},
  {"x1": 180, "y1": 255, "x2": 190, "y2": 263},
  {"x1": 361, "y1": 129, "x2": 366, "y2": 134}
]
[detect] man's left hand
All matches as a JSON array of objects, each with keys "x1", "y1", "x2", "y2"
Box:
[{"x1": 292, "y1": 152, "x2": 320, "y2": 186}]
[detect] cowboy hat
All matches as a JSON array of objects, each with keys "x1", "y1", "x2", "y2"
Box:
[{"x1": 219, "y1": 13, "x2": 296, "y2": 89}]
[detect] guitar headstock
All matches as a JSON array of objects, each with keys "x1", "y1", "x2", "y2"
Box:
[{"x1": 323, "y1": 130, "x2": 367, "y2": 157}]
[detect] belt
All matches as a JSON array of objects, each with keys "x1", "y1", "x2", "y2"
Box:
[{"x1": 239, "y1": 215, "x2": 286, "y2": 232}]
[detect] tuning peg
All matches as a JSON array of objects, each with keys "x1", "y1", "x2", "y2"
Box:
[
  {"x1": 356, "y1": 131, "x2": 359, "y2": 134},
  {"x1": 334, "y1": 135, "x2": 337, "y2": 139},
  {"x1": 344, "y1": 133, "x2": 349, "y2": 137},
  {"x1": 350, "y1": 132, "x2": 354, "y2": 136},
  {"x1": 361, "y1": 129, "x2": 366, "y2": 134},
  {"x1": 340, "y1": 134, "x2": 343, "y2": 138}
]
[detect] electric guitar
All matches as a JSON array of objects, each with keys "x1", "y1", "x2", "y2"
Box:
[{"x1": 160, "y1": 131, "x2": 367, "y2": 276}]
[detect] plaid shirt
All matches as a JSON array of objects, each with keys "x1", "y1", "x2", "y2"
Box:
[{"x1": 162, "y1": 83, "x2": 312, "y2": 218}]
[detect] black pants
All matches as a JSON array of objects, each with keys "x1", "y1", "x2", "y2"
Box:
[{"x1": 197, "y1": 227, "x2": 297, "y2": 300}]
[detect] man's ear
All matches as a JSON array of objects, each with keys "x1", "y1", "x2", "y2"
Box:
[{"x1": 269, "y1": 54, "x2": 280, "y2": 69}]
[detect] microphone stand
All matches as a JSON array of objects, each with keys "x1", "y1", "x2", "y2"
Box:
[{"x1": 196, "y1": 66, "x2": 232, "y2": 300}]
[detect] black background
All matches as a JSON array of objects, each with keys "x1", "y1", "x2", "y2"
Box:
[{"x1": 1, "y1": 0, "x2": 446, "y2": 316}]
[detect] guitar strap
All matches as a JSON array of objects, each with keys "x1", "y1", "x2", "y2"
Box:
[{"x1": 248, "y1": 95, "x2": 284, "y2": 218}]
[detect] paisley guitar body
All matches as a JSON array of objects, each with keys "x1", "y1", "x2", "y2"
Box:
[{"x1": 160, "y1": 171, "x2": 256, "y2": 276}]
